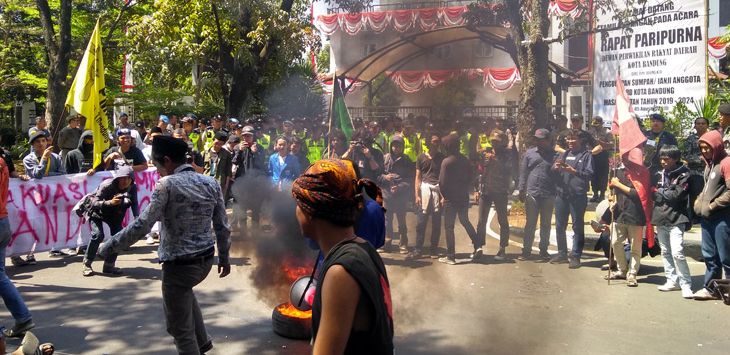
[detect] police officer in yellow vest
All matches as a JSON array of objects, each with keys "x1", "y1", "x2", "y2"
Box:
[
  {"x1": 305, "y1": 124, "x2": 326, "y2": 162},
  {"x1": 203, "y1": 115, "x2": 225, "y2": 151},
  {"x1": 401, "y1": 119, "x2": 421, "y2": 162},
  {"x1": 182, "y1": 115, "x2": 203, "y2": 152}
]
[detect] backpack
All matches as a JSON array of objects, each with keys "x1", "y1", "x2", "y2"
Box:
[{"x1": 72, "y1": 193, "x2": 94, "y2": 218}]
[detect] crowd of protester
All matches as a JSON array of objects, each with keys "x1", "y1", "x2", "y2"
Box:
[{"x1": 1, "y1": 104, "x2": 729, "y2": 352}]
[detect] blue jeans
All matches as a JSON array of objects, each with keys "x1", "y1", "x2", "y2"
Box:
[
  {"x1": 0, "y1": 218, "x2": 32, "y2": 323},
  {"x1": 701, "y1": 218, "x2": 730, "y2": 291},
  {"x1": 555, "y1": 195, "x2": 587, "y2": 259}
]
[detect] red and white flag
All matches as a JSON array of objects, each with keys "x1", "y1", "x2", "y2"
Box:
[
  {"x1": 610, "y1": 73, "x2": 654, "y2": 247},
  {"x1": 611, "y1": 74, "x2": 646, "y2": 164}
]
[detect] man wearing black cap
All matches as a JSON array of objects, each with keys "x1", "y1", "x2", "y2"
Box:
[
  {"x1": 23, "y1": 131, "x2": 65, "y2": 179},
  {"x1": 518, "y1": 129, "x2": 559, "y2": 261},
  {"x1": 644, "y1": 113, "x2": 678, "y2": 175},
  {"x1": 99, "y1": 135, "x2": 231, "y2": 354},
  {"x1": 719, "y1": 103, "x2": 730, "y2": 156}
]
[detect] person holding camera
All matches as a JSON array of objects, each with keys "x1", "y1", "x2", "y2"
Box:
[
  {"x1": 81, "y1": 166, "x2": 135, "y2": 276},
  {"x1": 342, "y1": 129, "x2": 384, "y2": 182},
  {"x1": 475, "y1": 130, "x2": 513, "y2": 261},
  {"x1": 551, "y1": 129, "x2": 594, "y2": 269}
]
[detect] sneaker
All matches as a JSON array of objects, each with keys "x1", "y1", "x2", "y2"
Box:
[
  {"x1": 604, "y1": 272, "x2": 626, "y2": 280},
  {"x1": 145, "y1": 235, "x2": 155, "y2": 245},
  {"x1": 517, "y1": 254, "x2": 529, "y2": 261},
  {"x1": 657, "y1": 282, "x2": 681, "y2": 292},
  {"x1": 693, "y1": 288, "x2": 720, "y2": 300},
  {"x1": 11, "y1": 256, "x2": 30, "y2": 267},
  {"x1": 25, "y1": 255, "x2": 36, "y2": 265},
  {"x1": 681, "y1": 287, "x2": 694, "y2": 299},
  {"x1": 2, "y1": 318, "x2": 35, "y2": 338},
  {"x1": 626, "y1": 274, "x2": 638, "y2": 287},
  {"x1": 405, "y1": 251, "x2": 422, "y2": 261},
  {"x1": 438, "y1": 256, "x2": 456, "y2": 265},
  {"x1": 568, "y1": 257, "x2": 581, "y2": 269},
  {"x1": 549, "y1": 254, "x2": 568, "y2": 264},
  {"x1": 493, "y1": 248, "x2": 506, "y2": 261},
  {"x1": 82, "y1": 265, "x2": 94, "y2": 277},
  {"x1": 399, "y1": 246, "x2": 409, "y2": 255},
  {"x1": 48, "y1": 250, "x2": 68, "y2": 258},
  {"x1": 470, "y1": 247, "x2": 484, "y2": 261}
]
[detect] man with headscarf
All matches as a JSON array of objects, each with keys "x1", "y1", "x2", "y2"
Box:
[
  {"x1": 99, "y1": 135, "x2": 231, "y2": 354},
  {"x1": 291, "y1": 159, "x2": 393, "y2": 354}
]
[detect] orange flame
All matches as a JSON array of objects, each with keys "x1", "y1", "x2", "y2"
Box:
[
  {"x1": 277, "y1": 303, "x2": 313, "y2": 319},
  {"x1": 282, "y1": 261, "x2": 310, "y2": 282}
]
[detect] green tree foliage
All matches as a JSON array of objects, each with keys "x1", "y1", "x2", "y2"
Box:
[
  {"x1": 431, "y1": 80, "x2": 475, "y2": 118},
  {"x1": 125, "y1": 0, "x2": 317, "y2": 117},
  {"x1": 363, "y1": 74, "x2": 401, "y2": 108}
]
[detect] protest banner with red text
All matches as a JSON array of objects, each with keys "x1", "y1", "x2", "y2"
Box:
[{"x1": 6, "y1": 168, "x2": 159, "y2": 256}]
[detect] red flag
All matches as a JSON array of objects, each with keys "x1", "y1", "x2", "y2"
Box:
[
  {"x1": 612, "y1": 74, "x2": 646, "y2": 165},
  {"x1": 611, "y1": 73, "x2": 654, "y2": 247}
]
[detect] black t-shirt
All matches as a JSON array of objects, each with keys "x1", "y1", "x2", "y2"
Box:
[
  {"x1": 1, "y1": 148, "x2": 15, "y2": 175},
  {"x1": 104, "y1": 146, "x2": 147, "y2": 170},
  {"x1": 313, "y1": 240, "x2": 394, "y2": 355},
  {"x1": 416, "y1": 151, "x2": 443, "y2": 185}
]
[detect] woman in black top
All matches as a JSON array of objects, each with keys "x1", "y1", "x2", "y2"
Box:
[{"x1": 291, "y1": 159, "x2": 394, "y2": 355}]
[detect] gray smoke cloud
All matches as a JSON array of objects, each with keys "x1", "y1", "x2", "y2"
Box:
[{"x1": 230, "y1": 175, "x2": 317, "y2": 306}]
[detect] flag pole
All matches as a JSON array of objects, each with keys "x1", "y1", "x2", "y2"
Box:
[{"x1": 326, "y1": 72, "x2": 336, "y2": 159}]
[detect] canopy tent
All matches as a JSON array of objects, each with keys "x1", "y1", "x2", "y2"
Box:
[{"x1": 335, "y1": 25, "x2": 512, "y2": 85}]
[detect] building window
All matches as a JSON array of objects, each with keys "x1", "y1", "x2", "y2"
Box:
[
  {"x1": 721, "y1": 1, "x2": 730, "y2": 27},
  {"x1": 474, "y1": 42, "x2": 493, "y2": 58},
  {"x1": 363, "y1": 43, "x2": 377, "y2": 57},
  {"x1": 434, "y1": 44, "x2": 451, "y2": 59}
]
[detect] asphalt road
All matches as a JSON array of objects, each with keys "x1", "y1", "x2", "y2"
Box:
[{"x1": 4, "y1": 209, "x2": 728, "y2": 355}]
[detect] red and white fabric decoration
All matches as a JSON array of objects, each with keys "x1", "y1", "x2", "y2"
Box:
[
  {"x1": 709, "y1": 36, "x2": 729, "y2": 60},
  {"x1": 386, "y1": 68, "x2": 521, "y2": 93},
  {"x1": 315, "y1": 5, "x2": 501, "y2": 36},
  {"x1": 548, "y1": 0, "x2": 585, "y2": 19},
  {"x1": 482, "y1": 67, "x2": 521, "y2": 92}
]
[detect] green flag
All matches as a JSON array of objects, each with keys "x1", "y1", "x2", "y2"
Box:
[{"x1": 329, "y1": 79, "x2": 354, "y2": 141}]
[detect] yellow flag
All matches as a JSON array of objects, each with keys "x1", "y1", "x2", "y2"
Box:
[{"x1": 65, "y1": 19, "x2": 110, "y2": 169}]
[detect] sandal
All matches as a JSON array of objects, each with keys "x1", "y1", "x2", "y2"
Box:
[{"x1": 39, "y1": 343, "x2": 55, "y2": 355}]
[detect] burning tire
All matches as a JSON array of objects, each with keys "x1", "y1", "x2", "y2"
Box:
[{"x1": 272, "y1": 302, "x2": 312, "y2": 340}]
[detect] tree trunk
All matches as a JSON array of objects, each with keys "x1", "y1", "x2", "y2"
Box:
[
  {"x1": 36, "y1": 0, "x2": 72, "y2": 145},
  {"x1": 511, "y1": 0, "x2": 551, "y2": 150}
]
